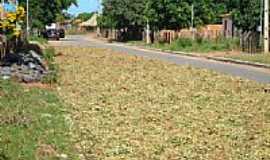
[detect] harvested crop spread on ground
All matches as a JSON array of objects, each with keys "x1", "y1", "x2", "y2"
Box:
[{"x1": 56, "y1": 47, "x2": 270, "y2": 160}]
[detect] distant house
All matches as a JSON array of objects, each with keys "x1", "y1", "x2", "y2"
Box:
[{"x1": 79, "y1": 13, "x2": 98, "y2": 31}]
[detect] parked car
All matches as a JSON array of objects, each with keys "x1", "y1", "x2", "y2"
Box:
[
  {"x1": 42, "y1": 29, "x2": 60, "y2": 40},
  {"x1": 58, "y1": 28, "x2": 65, "y2": 38}
]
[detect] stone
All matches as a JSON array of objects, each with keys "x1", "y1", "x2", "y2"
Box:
[
  {"x1": 0, "y1": 49, "x2": 48, "y2": 83},
  {"x1": 0, "y1": 67, "x2": 12, "y2": 76},
  {"x1": 2, "y1": 75, "x2": 11, "y2": 80},
  {"x1": 22, "y1": 74, "x2": 37, "y2": 83},
  {"x1": 28, "y1": 62, "x2": 36, "y2": 69},
  {"x1": 29, "y1": 50, "x2": 43, "y2": 63},
  {"x1": 57, "y1": 154, "x2": 68, "y2": 160}
]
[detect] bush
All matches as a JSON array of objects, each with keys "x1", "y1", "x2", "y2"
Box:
[
  {"x1": 29, "y1": 36, "x2": 48, "y2": 44},
  {"x1": 43, "y1": 47, "x2": 56, "y2": 62},
  {"x1": 66, "y1": 28, "x2": 87, "y2": 35},
  {"x1": 42, "y1": 47, "x2": 59, "y2": 84},
  {"x1": 175, "y1": 38, "x2": 193, "y2": 48},
  {"x1": 154, "y1": 37, "x2": 240, "y2": 53}
]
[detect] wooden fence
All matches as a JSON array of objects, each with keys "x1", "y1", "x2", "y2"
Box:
[{"x1": 154, "y1": 25, "x2": 223, "y2": 43}]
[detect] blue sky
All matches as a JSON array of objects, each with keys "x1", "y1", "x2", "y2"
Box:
[{"x1": 68, "y1": 0, "x2": 101, "y2": 15}]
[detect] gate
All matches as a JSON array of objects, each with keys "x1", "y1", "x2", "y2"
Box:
[{"x1": 240, "y1": 31, "x2": 262, "y2": 54}]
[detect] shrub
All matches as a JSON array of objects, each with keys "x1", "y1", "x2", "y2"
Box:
[
  {"x1": 29, "y1": 36, "x2": 48, "y2": 44},
  {"x1": 42, "y1": 47, "x2": 59, "y2": 84},
  {"x1": 154, "y1": 37, "x2": 240, "y2": 53}
]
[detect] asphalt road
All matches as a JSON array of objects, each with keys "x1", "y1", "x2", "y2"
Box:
[{"x1": 51, "y1": 35, "x2": 270, "y2": 84}]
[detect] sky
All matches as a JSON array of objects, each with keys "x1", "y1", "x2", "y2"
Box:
[{"x1": 68, "y1": 0, "x2": 101, "y2": 16}]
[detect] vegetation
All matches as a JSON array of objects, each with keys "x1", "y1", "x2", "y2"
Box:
[
  {"x1": 66, "y1": 28, "x2": 88, "y2": 35},
  {"x1": 151, "y1": 37, "x2": 240, "y2": 53},
  {"x1": 100, "y1": 0, "x2": 261, "y2": 35},
  {"x1": 42, "y1": 47, "x2": 59, "y2": 84},
  {"x1": 56, "y1": 47, "x2": 270, "y2": 160},
  {"x1": 18, "y1": 0, "x2": 77, "y2": 29},
  {"x1": 227, "y1": 53, "x2": 270, "y2": 65},
  {"x1": 0, "y1": 80, "x2": 77, "y2": 160},
  {"x1": 29, "y1": 36, "x2": 48, "y2": 44},
  {"x1": 76, "y1": 12, "x2": 95, "y2": 22}
]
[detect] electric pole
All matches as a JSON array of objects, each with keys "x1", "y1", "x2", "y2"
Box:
[
  {"x1": 260, "y1": 0, "x2": 264, "y2": 46},
  {"x1": 264, "y1": 0, "x2": 269, "y2": 53},
  {"x1": 26, "y1": 0, "x2": 29, "y2": 38},
  {"x1": 191, "y1": 4, "x2": 194, "y2": 40},
  {"x1": 146, "y1": 1, "x2": 151, "y2": 44},
  {"x1": 146, "y1": 18, "x2": 151, "y2": 44}
]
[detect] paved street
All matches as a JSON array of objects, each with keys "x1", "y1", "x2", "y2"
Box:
[{"x1": 51, "y1": 35, "x2": 270, "y2": 84}]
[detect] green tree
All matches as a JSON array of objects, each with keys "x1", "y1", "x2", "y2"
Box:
[
  {"x1": 212, "y1": 0, "x2": 260, "y2": 31},
  {"x1": 76, "y1": 12, "x2": 95, "y2": 22},
  {"x1": 144, "y1": 0, "x2": 216, "y2": 30},
  {"x1": 232, "y1": 0, "x2": 260, "y2": 31},
  {"x1": 18, "y1": 0, "x2": 77, "y2": 29},
  {"x1": 100, "y1": 0, "x2": 261, "y2": 36},
  {"x1": 101, "y1": 0, "x2": 145, "y2": 29}
]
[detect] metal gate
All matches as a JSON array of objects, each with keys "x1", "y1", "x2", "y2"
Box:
[{"x1": 240, "y1": 31, "x2": 262, "y2": 54}]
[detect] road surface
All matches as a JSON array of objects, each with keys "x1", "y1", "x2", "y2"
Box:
[{"x1": 50, "y1": 35, "x2": 270, "y2": 84}]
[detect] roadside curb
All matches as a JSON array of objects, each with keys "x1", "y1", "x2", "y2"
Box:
[
  {"x1": 127, "y1": 44, "x2": 270, "y2": 70},
  {"x1": 206, "y1": 57, "x2": 270, "y2": 69},
  {"x1": 29, "y1": 41, "x2": 48, "y2": 50}
]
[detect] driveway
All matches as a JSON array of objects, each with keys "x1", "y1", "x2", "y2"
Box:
[{"x1": 50, "y1": 35, "x2": 270, "y2": 84}]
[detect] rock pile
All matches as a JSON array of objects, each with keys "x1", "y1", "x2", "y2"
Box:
[{"x1": 0, "y1": 50, "x2": 48, "y2": 83}]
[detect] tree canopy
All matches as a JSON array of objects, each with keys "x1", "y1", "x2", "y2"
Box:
[
  {"x1": 76, "y1": 12, "x2": 95, "y2": 22},
  {"x1": 100, "y1": 0, "x2": 261, "y2": 31},
  {"x1": 18, "y1": 0, "x2": 77, "y2": 29},
  {"x1": 100, "y1": 0, "x2": 145, "y2": 29}
]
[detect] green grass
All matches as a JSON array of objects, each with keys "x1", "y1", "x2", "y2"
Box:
[
  {"x1": 227, "y1": 53, "x2": 270, "y2": 65},
  {"x1": 56, "y1": 47, "x2": 270, "y2": 160},
  {"x1": 66, "y1": 28, "x2": 88, "y2": 35},
  {"x1": 42, "y1": 47, "x2": 59, "y2": 84},
  {"x1": 29, "y1": 36, "x2": 48, "y2": 45},
  {"x1": 0, "y1": 80, "x2": 78, "y2": 160},
  {"x1": 127, "y1": 40, "x2": 146, "y2": 46},
  {"x1": 152, "y1": 37, "x2": 240, "y2": 53}
]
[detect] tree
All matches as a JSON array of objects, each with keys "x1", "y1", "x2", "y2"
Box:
[
  {"x1": 101, "y1": 0, "x2": 145, "y2": 29},
  {"x1": 232, "y1": 0, "x2": 260, "y2": 31},
  {"x1": 18, "y1": 0, "x2": 77, "y2": 29},
  {"x1": 100, "y1": 0, "x2": 145, "y2": 40},
  {"x1": 144, "y1": 0, "x2": 218, "y2": 30},
  {"x1": 212, "y1": 0, "x2": 260, "y2": 31},
  {"x1": 76, "y1": 12, "x2": 95, "y2": 22},
  {"x1": 100, "y1": 0, "x2": 261, "y2": 38}
]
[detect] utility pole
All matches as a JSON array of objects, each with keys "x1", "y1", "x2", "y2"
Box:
[
  {"x1": 146, "y1": 0, "x2": 151, "y2": 44},
  {"x1": 26, "y1": 0, "x2": 29, "y2": 38},
  {"x1": 260, "y1": 0, "x2": 264, "y2": 46},
  {"x1": 146, "y1": 18, "x2": 151, "y2": 44},
  {"x1": 191, "y1": 4, "x2": 195, "y2": 40},
  {"x1": 264, "y1": 0, "x2": 269, "y2": 53},
  {"x1": 97, "y1": 0, "x2": 101, "y2": 37}
]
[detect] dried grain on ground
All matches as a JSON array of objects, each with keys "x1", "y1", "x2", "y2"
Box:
[{"x1": 56, "y1": 47, "x2": 270, "y2": 160}]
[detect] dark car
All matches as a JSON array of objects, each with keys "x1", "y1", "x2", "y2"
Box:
[
  {"x1": 58, "y1": 28, "x2": 65, "y2": 38},
  {"x1": 42, "y1": 29, "x2": 60, "y2": 40}
]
